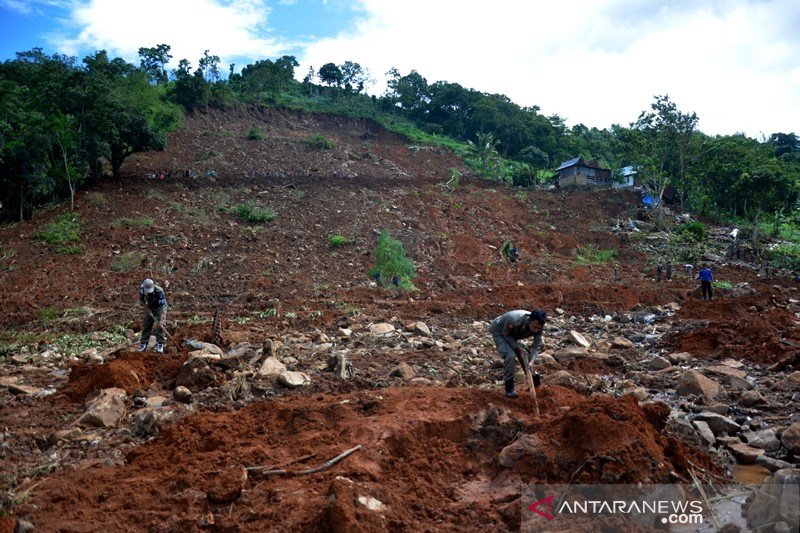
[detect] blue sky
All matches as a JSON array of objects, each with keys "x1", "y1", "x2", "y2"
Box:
[{"x1": 1, "y1": 0, "x2": 799, "y2": 139}]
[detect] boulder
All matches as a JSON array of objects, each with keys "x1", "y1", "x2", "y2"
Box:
[
  {"x1": 552, "y1": 346, "x2": 587, "y2": 362},
  {"x1": 498, "y1": 434, "x2": 544, "y2": 468},
  {"x1": 183, "y1": 339, "x2": 224, "y2": 355},
  {"x1": 774, "y1": 371, "x2": 800, "y2": 392},
  {"x1": 369, "y1": 323, "x2": 395, "y2": 336},
  {"x1": 333, "y1": 354, "x2": 352, "y2": 380},
  {"x1": 707, "y1": 365, "x2": 753, "y2": 390},
  {"x1": 693, "y1": 420, "x2": 716, "y2": 445},
  {"x1": 728, "y1": 442, "x2": 765, "y2": 463},
  {"x1": 535, "y1": 353, "x2": 557, "y2": 366},
  {"x1": 743, "y1": 429, "x2": 781, "y2": 452},
  {"x1": 676, "y1": 370, "x2": 722, "y2": 400},
  {"x1": 335, "y1": 328, "x2": 352, "y2": 339},
  {"x1": 741, "y1": 390, "x2": 768, "y2": 407},
  {"x1": 781, "y1": 422, "x2": 800, "y2": 454},
  {"x1": 668, "y1": 352, "x2": 692, "y2": 364},
  {"x1": 611, "y1": 336, "x2": 634, "y2": 349},
  {"x1": 693, "y1": 412, "x2": 740, "y2": 436},
  {"x1": 412, "y1": 322, "x2": 431, "y2": 337},
  {"x1": 78, "y1": 388, "x2": 127, "y2": 428},
  {"x1": 131, "y1": 407, "x2": 177, "y2": 437},
  {"x1": 278, "y1": 371, "x2": 310, "y2": 389},
  {"x1": 173, "y1": 386, "x2": 193, "y2": 404},
  {"x1": 568, "y1": 330, "x2": 591, "y2": 348},
  {"x1": 389, "y1": 363, "x2": 415, "y2": 381},
  {"x1": 744, "y1": 468, "x2": 800, "y2": 529},
  {"x1": 756, "y1": 455, "x2": 794, "y2": 472},
  {"x1": 648, "y1": 356, "x2": 672, "y2": 370},
  {"x1": 48, "y1": 427, "x2": 83, "y2": 445},
  {"x1": 257, "y1": 356, "x2": 287, "y2": 377}
]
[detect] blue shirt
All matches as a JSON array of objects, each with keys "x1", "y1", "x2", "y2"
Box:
[{"x1": 698, "y1": 268, "x2": 713, "y2": 282}]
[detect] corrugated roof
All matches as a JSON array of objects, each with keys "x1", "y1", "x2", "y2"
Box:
[{"x1": 557, "y1": 157, "x2": 581, "y2": 170}]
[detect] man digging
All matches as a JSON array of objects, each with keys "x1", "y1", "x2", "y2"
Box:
[
  {"x1": 138, "y1": 278, "x2": 168, "y2": 353},
  {"x1": 488, "y1": 309, "x2": 547, "y2": 398}
]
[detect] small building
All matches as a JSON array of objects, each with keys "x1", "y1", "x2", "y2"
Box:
[
  {"x1": 613, "y1": 165, "x2": 637, "y2": 189},
  {"x1": 556, "y1": 157, "x2": 612, "y2": 188}
]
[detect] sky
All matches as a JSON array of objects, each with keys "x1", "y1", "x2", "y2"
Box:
[{"x1": 1, "y1": 0, "x2": 798, "y2": 139}]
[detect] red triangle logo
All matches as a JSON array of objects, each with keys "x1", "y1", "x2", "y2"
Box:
[{"x1": 528, "y1": 494, "x2": 555, "y2": 521}]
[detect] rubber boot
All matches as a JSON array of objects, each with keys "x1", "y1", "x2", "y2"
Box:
[
  {"x1": 504, "y1": 379, "x2": 519, "y2": 398},
  {"x1": 533, "y1": 372, "x2": 542, "y2": 388}
]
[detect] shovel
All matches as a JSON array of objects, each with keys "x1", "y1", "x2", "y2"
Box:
[
  {"x1": 516, "y1": 349, "x2": 540, "y2": 417},
  {"x1": 145, "y1": 308, "x2": 177, "y2": 351}
]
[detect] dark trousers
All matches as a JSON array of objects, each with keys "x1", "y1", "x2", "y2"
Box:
[
  {"x1": 492, "y1": 334, "x2": 520, "y2": 383},
  {"x1": 701, "y1": 281, "x2": 713, "y2": 301},
  {"x1": 140, "y1": 306, "x2": 167, "y2": 344}
]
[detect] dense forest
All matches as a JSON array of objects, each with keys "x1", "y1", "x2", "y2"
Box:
[{"x1": 1, "y1": 44, "x2": 799, "y2": 253}]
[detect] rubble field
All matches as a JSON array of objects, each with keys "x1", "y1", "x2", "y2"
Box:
[{"x1": 1, "y1": 108, "x2": 799, "y2": 531}]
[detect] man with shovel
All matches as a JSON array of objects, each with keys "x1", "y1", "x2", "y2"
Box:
[
  {"x1": 488, "y1": 309, "x2": 547, "y2": 398},
  {"x1": 138, "y1": 278, "x2": 167, "y2": 353}
]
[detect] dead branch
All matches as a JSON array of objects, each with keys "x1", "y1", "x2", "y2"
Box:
[{"x1": 247, "y1": 445, "x2": 361, "y2": 476}]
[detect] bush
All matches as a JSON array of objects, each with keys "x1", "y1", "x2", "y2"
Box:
[
  {"x1": 112, "y1": 251, "x2": 146, "y2": 271},
  {"x1": 34, "y1": 213, "x2": 81, "y2": 244},
  {"x1": 575, "y1": 244, "x2": 617, "y2": 265},
  {"x1": 55, "y1": 244, "x2": 84, "y2": 255},
  {"x1": 676, "y1": 221, "x2": 706, "y2": 242},
  {"x1": 234, "y1": 202, "x2": 276, "y2": 224},
  {"x1": 713, "y1": 280, "x2": 733, "y2": 290},
  {"x1": 39, "y1": 306, "x2": 58, "y2": 322},
  {"x1": 87, "y1": 192, "x2": 107, "y2": 206},
  {"x1": 368, "y1": 230, "x2": 416, "y2": 290},
  {"x1": 247, "y1": 127, "x2": 264, "y2": 140},
  {"x1": 308, "y1": 134, "x2": 335, "y2": 149},
  {"x1": 329, "y1": 234, "x2": 349, "y2": 247},
  {"x1": 770, "y1": 243, "x2": 800, "y2": 270}
]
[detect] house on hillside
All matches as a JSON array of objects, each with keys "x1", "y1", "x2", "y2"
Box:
[
  {"x1": 556, "y1": 157, "x2": 612, "y2": 188},
  {"x1": 613, "y1": 165, "x2": 637, "y2": 189}
]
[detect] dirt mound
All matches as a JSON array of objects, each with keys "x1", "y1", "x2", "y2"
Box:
[
  {"x1": 20, "y1": 386, "x2": 715, "y2": 531},
  {"x1": 61, "y1": 351, "x2": 184, "y2": 402}
]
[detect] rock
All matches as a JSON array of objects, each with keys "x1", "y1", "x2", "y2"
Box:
[
  {"x1": 78, "y1": 388, "x2": 127, "y2": 428},
  {"x1": 568, "y1": 330, "x2": 591, "y2": 348},
  {"x1": 173, "y1": 386, "x2": 192, "y2": 404},
  {"x1": 780, "y1": 422, "x2": 800, "y2": 454},
  {"x1": 728, "y1": 442, "x2": 765, "y2": 463},
  {"x1": 546, "y1": 371, "x2": 583, "y2": 392},
  {"x1": 552, "y1": 346, "x2": 587, "y2": 362},
  {"x1": 227, "y1": 343, "x2": 253, "y2": 358},
  {"x1": 413, "y1": 322, "x2": 431, "y2": 337},
  {"x1": 131, "y1": 407, "x2": 177, "y2": 437},
  {"x1": 756, "y1": 455, "x2": 794, "y2": 472},
  {"x1": 611, "y1": 336, "x2": 634, "y2": 349},
  {"x1": 145, "y1": 396, "x2": 169, "y2": 407},
  {"x1": 648, "y1": 356, "x2": 672, "y2": 370},
  {"x1": 336, "y1": 328, "x2": 352, "y2": 339},
  {"x1": 409, "y1": 377, "x2": 432, "y2": 386},
  {"x1": 534, "y1": 353, "x2": 557, "y2": 366},
  {"x1": 206, "y1": 466, "x2": 247, "y2": 504},
  {"x1": 183, "y1": 339, "x2": 224, "y2": 355},
  {"x1": 256, "y1": 356, "x2": 287, "y2": 378},
  {"x1": 333, "y1": 354, "x2": 352, "y2": 380},
  {"x1": 664, "y1": 302, "x2": 681, "y2": 312},
  {"x1": 774, "y1": 371, "x2": 800, "y2": 391},
  {"x1": 7, "y1": 383, "x2": 41, "y2": 396},
  {"x1": 278, "y1": 371, "x2": 310, "y2": 389},
  {"x1": 176, "y1": 357, "x2": 217, "y2": 392},
  {"x1": 358, "y1": 495, "x2": 385, "y2": 511},
  {"x1": 743, "y1": 429, "x2": 781, "y2": 452},
  {"x1": 693, "y1": 412, "x2": 741, "y2": 436},
  {"x1": 48, "y1": 427, "x2": 83, "y2": 445},
  {"x1": 707, "y1": 365, "x2": 753, "y2": 390},
  {"x1": 187, "y1": 350, "x2": 221, "y2": 361},
  {"x1": 668, "y1": 352, "x2": 692, "y2": 364},
  {"x1": 741, "y1": 390, "x2": 768, "y2": 407},
  {"x1": 498, "y1": 434, "x2": 543, "y2": 468},
  {"x1": 603, "y1": 354, "x2": 627, "y2": 367},
  {"x1": 389, "y1": 362, "x2": 415, "y2": 381},
  {"x1": 14, "y1": 519, "x2": 34, "y2": 533},
  {"x1": 692, "y1": 420, "x2": 716, "y2": 445},
  {"x1": 744, "y1": 468, "x2": 800, "y2": 529},
  {"x1": 327, "y1": 476, "x2": 389, "y2": 532},
  {"x1": 628, "y1": 387, "x2": 649, "y2": 402},
  {"x1": 676, "y1": 370, "x2": 722, "y2": 401},
  {"x1": 369, "y1": 323, "x2": 395, "y2": 336},
  {"x1": 704, "y1": 404, "x2": 730, "y2": 415}
]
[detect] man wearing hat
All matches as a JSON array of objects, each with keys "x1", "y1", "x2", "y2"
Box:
[{"x1": 139, "y1": 278, "x2": 167, "y2": 353}]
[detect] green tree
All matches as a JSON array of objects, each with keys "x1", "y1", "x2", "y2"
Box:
[
  {"x1": 369, "y1": 231, "x2": 416, "y2": 290},
  {"x1": 137, "y1": 44, "x2": 172, "y2": 84},
  {"x1": 318, "y1": 62, "x2": 344, "y2": 88},
  {"x1": 341, "y1": 61, "x2": 369, "y2": 94}
]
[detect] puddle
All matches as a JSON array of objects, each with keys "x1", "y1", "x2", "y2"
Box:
[{"x1": 732, "y1": 463, "x2": 771, "y2": 485}]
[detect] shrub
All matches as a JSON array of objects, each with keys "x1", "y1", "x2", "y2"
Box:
[
  {"x1": 368, "y1": 230, "x2": 417, "y2": 290},
  {"x1": 39, "y1": 306, "x2": 58, "y2": 322},
  {"x1": 234, "y1": 202, "x2": 276, "y2": 224},
  {"x1": 34, "y1": 213, "x2": 81, "y2": 244},
  {"x1": 713, "y1": 280, "x2": 733, "y2": 290},
  {"x1": 247, "y1": 127, "x2": 264, "y2": 140},
  {"x1": 112, "y1": 251, "x2": 146, "y2": 271},
  {"x1": 308, "y1": 134, "x2": 335, "y2": 149},
  {"x1": 329, "y1": 234, "x2": 349, "y2": 247},
  {"x1": 575, "y1": 244, "x2": 617, "y2": 265},
  {"x1": 676, "y1": 221, "x2": 706, "y2": 242},
  {"x1": 55, "y1": 244, "x2": 85, "y2": 255},
  {"x1": 87, "y1": 192, "x2": 107, "y2": 206},
  {"x1": 769, "y1": 243, "x2": 800, "y2": 270}
]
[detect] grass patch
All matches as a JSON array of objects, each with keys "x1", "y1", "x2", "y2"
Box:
[
  {"x1": 112, "y1": 251, "x2": 146, "y2": 272},
  {"x1": 328, "y1": 234, "x2": 349, "y2": 247},
  {"x1": 308, "y1": 134, "x2": 335, "y2": 149},
  {"x1": 38, "y1": 306, "x2": 58, "y2": 322},
  {"x1": 575, "y1": 244, "x2": 617, "y2": 265},
  {"x1": 112, "y1": 216, "x2": 154, "y2": 228},
  {"x1": 50, "y1": 329, "x2": 128, "y2": 356},
  {"x1": 234, "y1": 202, "x2": 277, "y2": 224},
  {"x1": 713, "y1": 280, "x2": 733, "y2": 290},
  {"x1": 86, "y1": 192, "x2": 107, "y2": 206},
  {"x1": 187, "y1": 315, "x2": 211, "y2": 325},
  {"x1": 770, "y1": 243, "x2": 800, "y2": 270},
  {"x1": 55, "y1": 244, "x2": 84, "y2": 255},
  {"x1": 147, "y1": 189, "x2": 164, "y2": 200},
  {"x1": 190, "y1": 257, "x2": 213, "y2": 274},
  {"x1": 247, "y1": 127, "x2": 264, "y2": 140},
  {"x1": 34, "y1": 213, "x2": 81, "y2": 244}
]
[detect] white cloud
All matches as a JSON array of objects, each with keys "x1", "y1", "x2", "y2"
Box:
[
  {"x1": 47, "y1": 0, "x2": 287, "y2": 70},
  {"x1": 299, "y1": 0, "x2": 800, "y2": 137},
  {"x1": 1, "y1": 0, "x2": 71, "y2": 15}
]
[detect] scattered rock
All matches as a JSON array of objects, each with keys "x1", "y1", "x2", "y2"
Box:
[
  {"x1": 668, "y1": 352, "x2": 692, "y2": 364},
  {"x1": 648, "y1": 356, "x2": 672, "y2": 370},
  {"x1": 744, "y1": 468, "x2": 800, "y2": 529},
  {"x1": 743, "y1": 429, "x2": 781, "y2": 452},
  {"x1": 409, "y1": 377, "x2": 432, "y2": 386},
  {"x1": 333, "y1": 354, "x2": 353, "y2": 380},
  {"x1": 176, "y1": 357, "x2": 217, "y2": 392},
  {"x1": 173, "y1": 386, "x2": 192, "y2": 404},
  {"x1": 535, "y1": 353, "x2": 557, "y2": 366},
  {"x1": 693, "y1": 412, "x2": 740, "y2": 436},
  {"x1": 552, "y1": 346, "x2": 587, "y2": 362},
  {"x1": 389, "y1": 363, "x2": 415, "y2": 381},
  {"x1": 741, "y1": 390, "x2": 768, "y2": 407},
  {"x1": 336, "y1": 328, "x2": 352, "y2": 339},
  {"x1": 756, "y1": 455, "x2": 794, "y2": 472},
  {"x1": 48, "y1": 427, "x2": 83, "y2": 445},
  {"x1": 131, "y1": 407, "x2": 177, "y2": 437},
  {"x1": 568, "y1": 330, "x2": 591, "y2": 348},
  {"x1": 369, "y1": 323, "x2": 395, "y2": 336},
  {"x1": 728, "y1": 442, "x2": 765, "y2": 463},
  {"x1": 692, "y1": 420, "x2": 716, "y2": 445},
  {"x1": 78, "y1": 388, "x2": 127, "y2": 428},
  {"x1": 184, "y1": 339, "x2": 224, "y2": 355},
  {"x1": 278, "y1": 371, "x2": 310, "y2": 389},
  {"x1": 676, "y1": 370, "x2": 722, "y2": 401},
  {"x1": 412, "y1": 322, "x2": 431, "y2": 337},
  {"x1": 14, "y1": 519, "x2": 34, "y2": 533},
  {"x1": 7, "y1": 383, "x2": 41, "y2": 396},
  {"x1": 206, "y1": 466, "x2": 247, "y2": 504},
  {"x1": 628, "y1": 387, "x2": 649, "y2": 402},
  {"x1": 611, "y1": 336, "x2": 634, "y2": 349},
  {"x1": 707, "y1": 365, "x2": 752, "y2": 390},
  {"x1": 774, "y1": 371, "x2": 800, "y2": 392},
  {"x1": 257, "y1": 356, "x2": 287, "y2": 377},
  {"x1": 780, "y1": 422, "x2": 800, "y2": 454},
  {"x1": 498, "y1": 434, "x2": 543, "y2": 468}
]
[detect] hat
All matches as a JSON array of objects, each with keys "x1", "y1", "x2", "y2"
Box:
[{"x1": 142, "y1": 278, "x2": 155, "y2": 294}]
